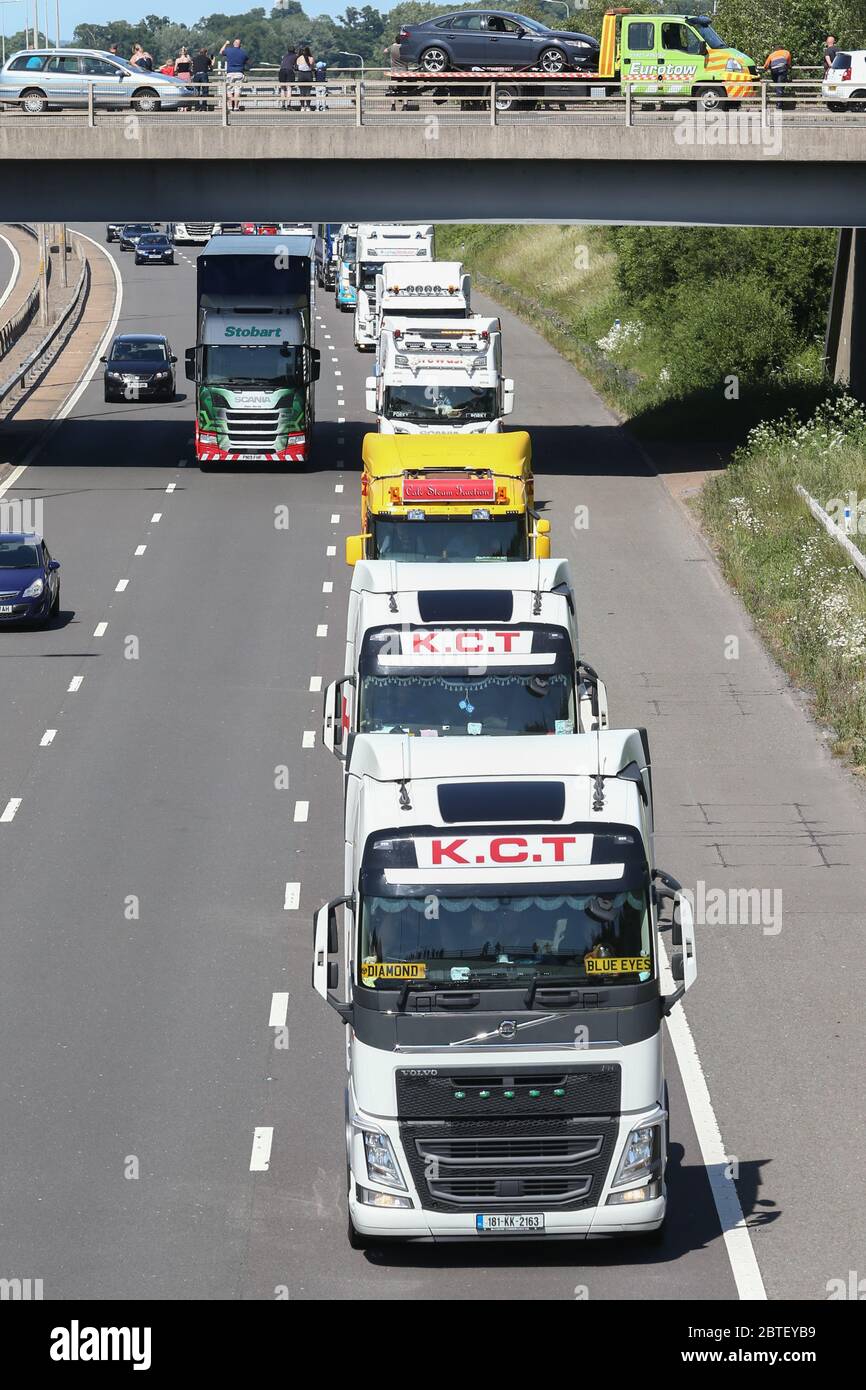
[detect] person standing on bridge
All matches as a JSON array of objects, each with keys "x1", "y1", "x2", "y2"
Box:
[
  {"x1": 191, "y1": 48, "x2": 212, "y2": 111},
  {"x1": 823, "y1": 36, "x2": 839, "y2": 74},
  {"x1": 295, "y1": 45, "x2": 314, "y2": 111},
  {"x1": 762, "y1": 44, "x2": 792, "y2": 106},
  {"x1": 220, "y1": 37, "x2": 249, "y2": 113},
  {"x1": 278, "y1": 45, "x2": 297, "y2": 110}
]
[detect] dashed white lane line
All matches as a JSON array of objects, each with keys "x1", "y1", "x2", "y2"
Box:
[
  {"x1": 1, "y1": 798, "x2": 22, "y2": 823},
  {"x1": 293, "y1": 800, "x2": 309, "y2": 823},
  {"x1": 335, "y1": 483, "x2": 343, "y2": 493},
  {"x1": 309, "y1": 675, "x2": 322, "y2": 692},
  {"x1": 337, "y1": 417, "x2": 345, "y2": 424},
  {"x1": 334, "y1": 370, "x2": 342, "y2": 377},
  {"x1": 40, "y1": 729, "x2": 57, "y2": 747},
  {"x1": 151, "y1": 512, "x2": 162, "y2": 523},
  {"x1": 316, "y1": 624, "x2": 328, "y2": 637},
  {"x1": 269, "y1": 992, "x2": 290, "y2": 1028},
  {"x1": 337, "y1": 436, "x2": 345, "y2": 445},
  {"x1": 135, "y1": 545, "x2": 147, "y2": 557},
  {"x1": 115, "y1": 579, "x2": 129, "y2": 593},
  {"x1": 249, "y1": 1126, "x2": 274, "y2": 1172},
  {"x1": 93, "y1": 622, "x2": 108, "y2": 638},
  {"x1": 302, "y1": 730, "x2": 316, "y2": 748},
  {"x1": 68, "y1": 676, "x2": 84, "y2": 693},
  {"x1": 166, "y1": 482, "x2": 176, "y2": 494},
  {"x1": 326, "y1": 545, "x2": 336, "y2": 557},
  {"x1": 284, "y1": 881, "x2": 301, "y2": 910},
  {"x1": 330, "y1": 513, "x2": 340, "y2": 524},
  {"x1": 322, "y1": 581, "x2": 333, "y2": 594}
]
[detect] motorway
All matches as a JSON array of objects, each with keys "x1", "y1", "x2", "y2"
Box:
[{"x1": 0, "y1": 226, "x2": 864, "y2": 1301}]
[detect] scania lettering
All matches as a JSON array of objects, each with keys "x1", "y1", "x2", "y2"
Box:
[
  {"x1": 323, "y1": 558, "x2": 608, "y2": 752},
  {"x1": 369, "y1": 318, "x2": 513, "y2": 435},
  {"x1": 312, "y1": 730, "x2": 697, "y2": 1245},
  {"x1": 353, "y1": 224, "x2": 434, "y2": 351},
  {"x1": 184, "y1": 234, "x2": 320, "y2": 468},
  {"x1": 347, "y1": 433, "x2": 549, "y2": 565}
]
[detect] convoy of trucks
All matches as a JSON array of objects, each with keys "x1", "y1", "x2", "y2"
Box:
[{"x1": 184, "y1": 232, "x2": 320, "y2": 467}]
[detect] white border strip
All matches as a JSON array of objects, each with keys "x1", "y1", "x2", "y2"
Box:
[
  {"x1": 0, "y1": 232, "x2": 22, "y2": 314},
  {"x1": 796, "y1": 483, "x2": 866, "y2": 581}
]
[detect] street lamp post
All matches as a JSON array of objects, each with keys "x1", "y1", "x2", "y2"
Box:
[
  {"x1": 545, "y1": 1, "x2": 571, "y2": 21},
  {"x1": 337, "y1": 50, "x2": 364, "y2": 78}
]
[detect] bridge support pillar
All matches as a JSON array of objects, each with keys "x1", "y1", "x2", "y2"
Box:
[{"x1": 825, "y1": 228, "x2": 866, "y2": 401}]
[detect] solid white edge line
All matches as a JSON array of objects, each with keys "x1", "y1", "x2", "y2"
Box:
[
  {"x1": 249, "y1": 1126, "x2": 273, "y2": 1172},
  {"x1": 269, "y1": 992, "x2": 289, "y2": 1028},
  {"x1": 0, "y1": 232, "x2": 22, "y2": 313},
  {"x1": 659, "y1": 939, "x2": 767, "y2": 1300}
]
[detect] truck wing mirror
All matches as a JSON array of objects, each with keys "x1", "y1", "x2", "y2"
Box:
[
  {"x1": 698, "y1": 40, "x2": 708, "y2": 56},
  {"x1": 662, "y1": 891, "x2": 696, "y2": 1014},
  {"x1": 576, "y1": 663, "x2": 609, "y2": 732},
  {"x1": 323, "y1": 675, "x2": 355, "y2": 757},
  {"x1": 365, "y1": 376, "x2": 377, "y2": 414},
  {"x1": 502, "y1": 379, "x2": 514, "y2": 415},
  {"x1": 184, "y1": 347, "x2": 196, "y2": 381},
  {"x1": 312, "y1": 896, "x2": 353, "y2": 1021},
  {"x1": 345, "y1": 534, "x2": 368, "y2": 566},
  {"x1": 308, "y1": 346, "x2": 321, "y2": 383}
]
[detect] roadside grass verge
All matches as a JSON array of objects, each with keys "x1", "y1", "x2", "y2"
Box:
[{"x1": 700, "y1": 396, "x2": 866, "y2": 770}]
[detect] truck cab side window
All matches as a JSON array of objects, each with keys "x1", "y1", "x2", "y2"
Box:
[
  {"x1": 661, "y1": 23, "x2": 701, "y2": 54},
  {"x1": 625, "y1": 22, "x2": 654, "y2": 52}
]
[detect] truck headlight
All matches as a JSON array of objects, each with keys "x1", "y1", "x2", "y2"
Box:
[
  {"x1": 359, "y1": 1126, "x2": 407, "y2": 1190},
  {"x1": 356, "y1": 1184, "x2": 412, "y2": 1209},
  {"x1": 199, "y1": 431, "x2": 217, "y2": 444},
  {"x1": 23, "y1": 578, "x2": 44, "y2": 598},
  {"x1": 610, "y1": 1123, "x2": 661, "y2": 1190},
  {"x1": 286, "y1": 434, "x2": 305, "y2": 445}
]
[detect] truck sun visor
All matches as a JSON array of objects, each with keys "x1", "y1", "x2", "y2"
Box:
[{"x1": 437, "y1": 781, "x2": 566, "y2": 824}]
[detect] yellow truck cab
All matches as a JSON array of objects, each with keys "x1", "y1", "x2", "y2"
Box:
[{"x1": 346, "y1": 432, "x2": 550, "y2": 564}]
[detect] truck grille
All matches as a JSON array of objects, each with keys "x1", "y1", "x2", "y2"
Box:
[
  {"x1": 403, "y1": 1116, "x2": 618, "y2": 1212},
  {"x1": 396, "y1": 1063, "x2": 620, "y2": 1119},
  {"x1": 218, "y1": 408, "x2": 282, "y2": 449},
  {"x1": 183, "y1": 223, "x2": 213, "y2": 235}
]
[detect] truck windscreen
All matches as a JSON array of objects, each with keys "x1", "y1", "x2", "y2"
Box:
[
  {"x1": 359, "y1": 671, "x2": 574, "y2": 736},
  {"x1": 359, "y1": 889, "x2": 652, "y2": 989},
  {"x1": 360, "y1": 262, "x2": 384, "y2": 291},
  {"x1": 202, "y1": 344, "x2": 304, "y2": 389},
  {"x1": 383, "y1": 386, "x2": 498, "y2": 423},
  {"x1": 371, "y1": 516, "x2": 528, "y2": 563}
]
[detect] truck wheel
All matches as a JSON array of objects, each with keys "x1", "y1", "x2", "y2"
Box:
[
  {"x1": 419, "y1": 46, "x2": 448, "y2": 74},
  {"x1": 494, "y1": 85, "x2": 520, "y2": 112},
  {"x1": 539, "y1": 47, "x2": 565, "y2": 74},
  {"x1": 695, "y1": 85, "x2": 724, "y2": 112}
]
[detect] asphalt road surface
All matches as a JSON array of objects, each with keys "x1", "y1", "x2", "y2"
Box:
[{"x1": 0, "y1": 224, "x2": 863, "y2": 1301}]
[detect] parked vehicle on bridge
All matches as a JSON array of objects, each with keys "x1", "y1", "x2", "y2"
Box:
[
  {"x1": 345, "y1": 431, "x2": 549, "y2": 565},
  {"x1": 823, "y1": 51, "x2": 866, "y2": 111},
  {"x1": 369, "y1": 316, "x2": 514, "y2": 435},
  {"x1": 102, "y1": 333, "x2": 177, "y2": 403},
  {"x1": 398, "y1": 11, "x2": 598, "y2": 74},
  {"x1": 0, "y1": 533, "x2": 60, "y2": 627},
  {"x1": 0, "y1": 48, "x2": 188, "y2": 115},
  {"x1": 134, "y1": 233, "x2": 175, "y2": 266},
  {"x1": 119, "y1": 223, "x2": 159, "y2": 252},
  {"x1": 184, "y1": 233, "x2": 320, "y2": 467},
  {"x1": 166, "y1": 222, "x2": 218, "y2": 245},
  {"x1": 394, "y1": 10, "x2": 757, "y2": 112},
  {"x1": 323, "y1": 557, "x2": 607, "y2": 756}
]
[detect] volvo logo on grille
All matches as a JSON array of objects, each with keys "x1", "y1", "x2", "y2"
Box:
[{"x1": 498, "y1": 1020, "x2": 517, "y2": 1039}]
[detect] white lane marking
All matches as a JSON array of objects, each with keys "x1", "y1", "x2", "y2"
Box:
[
  {"x1": 1, "y1": 798, "x2": 22, "y2": 823},
  {"x1": 115, "y1": 579, "x2": 129, "y2": 593},
  {"x1": 151, "y1": 512, "x2": 162, "y2": 523},
  {"x1": 661, "y1": 940, "x2": 767, "y2": 1300},
  {"x1": 284, "y1": 881, "x2": 300, "y2": 910},
  {"x1": 269, "y1": 992, "x2": 289, "y2": 1028},
  {"x1": 40, "y1": 729, "x2": 57, "y2": 747},
  {"x1": 309, "y1": 675, "x2": 322, "y2": 693},
  {"x1": 68, "y1": 675, "x2": 83, "y2": 693},
  {"x1": 337, "y1": 417, "x2": 345, "y2": 424},
  {"x1": 337, "y1": 436, "x2": 345, "y2": 445},
  {"x1": 334, "y1": 370, "x2": 342, "y2": 377},
  {"x1": 249, "y1": 1126, "x2": 274, "y2": 1172},
  {"x1": 293, "y1": 800, "x2": 309, "y2": 823},
  {"x1": 335, "y1": 483, "x2": 343, "y2": 493},
  {"x1": 316, "y1": 624, "x2": 328, "y2": 637},
  {"x1": 166, "y1": 483, "x2": 176, "y2": 494},
  {"x1": 0, "y1": 232, "x2": 22, "y2": 312},
  {"x1": 135, "y1": 545, "x2": 147, "y2": 556},
  {"x1": 93, "y1": 622, "x2": 108, "y2": 638},
  {"x1": 0, "y1": 231, "x2": 123, "y2": 483},
  {"x1": 322, "y1": 581, "x2": 333, "y2": 593},
  {"x1": 330, "y1": 513, "x2": 340, "y2": 524},
  {"x1": 326, "y1": 545, "x2": 336, "y2": 557},
  {"x1": 324, "y1": 333, "x2": 331, "y2": 339},
  {"x1": 302, "y1": 730, "x2": 316, "y2": 748}
]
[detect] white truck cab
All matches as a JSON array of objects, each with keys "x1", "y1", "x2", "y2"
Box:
[
  {"x1": 353, "y1": 224, "x2": 434, "y2": 351},
  {"x1": 367, "y1": 316, "x2": 514, "y2": 434},
  {"x1": 323, "y1": 558, "x2": 608, "y2": 755},
  {"x1": 313, "y1": 730, "x2": 697, "y2": 1246},
  {"x1": 371, "y1": 261, "x2": 471, "y2": 343}
]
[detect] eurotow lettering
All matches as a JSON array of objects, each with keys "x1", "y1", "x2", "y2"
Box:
[{"x1": 224, "y1": 325, "x2": 283, "y2": 338}]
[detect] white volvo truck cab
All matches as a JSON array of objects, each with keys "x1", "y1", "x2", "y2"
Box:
[
  {"x1": 370, "y1": 261, "x2": 471, "y2": 344},
  {"x1": 352, "y1": 224, "x2": 434, "y2": 351},
  {"x1": 313, "y1": 731, "x2": 697, "y2": 1247},
  {"x1": 367, "y1": 317, "x2": 514, "y2": 434},
  {"x1": 322, "y1": 558, "x2": 608, "y2": 755}
]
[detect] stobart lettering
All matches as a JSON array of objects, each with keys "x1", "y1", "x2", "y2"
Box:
[{"x1": 224, "y1": 325, "x2": 283, "y2": 338}]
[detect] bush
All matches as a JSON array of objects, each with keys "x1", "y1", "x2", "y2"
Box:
[{"x1": 660, "y1": 273, "x2": 795, "y2": 395}]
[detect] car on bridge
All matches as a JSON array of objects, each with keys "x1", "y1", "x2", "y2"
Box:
[
  {"x1": 824, "y1": 50, "x2": 866, "y2": 111},
  {"x1": 398, "y1": 11, "x2": 598, "y2": 74},
  {"x1": 101, "y1": 334, "x2": 177, "y2": 403},
  {"x1": 134, "y1": 233, "x2": 175, "y2": 266},
  {"x1": 0, "y1": 48, "x2": 188, "y2": 115},
  {"x1": 0, "y1": 533, "x2": 60, "y2": 627}
]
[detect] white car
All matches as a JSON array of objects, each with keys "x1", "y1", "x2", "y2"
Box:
[{"x1": 824, "y1": 50, "x2": 866, "y2": 111}]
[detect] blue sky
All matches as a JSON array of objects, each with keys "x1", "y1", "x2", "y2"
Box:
[{"x1": 54, "y1": 2, "x2": 391, "y2": 34}]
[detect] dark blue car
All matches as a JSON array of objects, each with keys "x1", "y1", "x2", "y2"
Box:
[
  {"x1": 398, "y1": 11, "x2": 598, "y2": 74},
  {"x1": 0, "y1": 533, "x2": 60, "y2": 626}
]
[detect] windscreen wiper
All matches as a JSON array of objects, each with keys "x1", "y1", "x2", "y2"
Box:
[
  {"x1": 393, "y1": 979, "x2": 481, "y2": 1012},
  {"x1": 524, "y1": 975, "x2": 585, "y2": 1010}
]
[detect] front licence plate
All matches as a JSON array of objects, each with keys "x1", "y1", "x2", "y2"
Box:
[
  {"x1": 0, "y1": 605, "x2": 14, "y2": 613},
  {"x1": 476, "y1": 1213, "x2": 545, "y2": 1234},
  {"x1": 242, "y1": 453, "x2": 271, "y2": 461}
]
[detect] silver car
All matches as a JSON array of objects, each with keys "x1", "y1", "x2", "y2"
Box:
[{"x1": 0, "y1": 48, "x2": 187, "y2": 114}]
